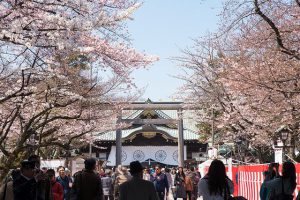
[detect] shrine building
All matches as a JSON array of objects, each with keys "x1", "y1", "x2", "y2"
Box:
[{"x1": 93, "y1": 100, "x2": 207, "y2": 167}]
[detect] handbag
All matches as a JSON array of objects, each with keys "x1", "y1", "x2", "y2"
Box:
[{"x1": 270, "y1": 178, "x2": 293, "y2": 200}]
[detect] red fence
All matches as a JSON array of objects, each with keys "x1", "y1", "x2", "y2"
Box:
[
  {"x1": 201, "y1": 163, "x2": 300, "y2": 200},
  {"x1": 224, "y1": 164, "x2": 300, "y2": 200}
]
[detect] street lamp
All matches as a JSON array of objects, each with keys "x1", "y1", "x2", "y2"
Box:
[
  {"x1": 26, "y1": 133, "x2": 39, "y2": 156},
  {"x1": 275, "y1": 125, "x2": 292, "y2": 162}
]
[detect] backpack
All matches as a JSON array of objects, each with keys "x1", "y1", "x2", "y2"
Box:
[{"x1": 270, "y1": 178, "x2": 293, "y2": 200}]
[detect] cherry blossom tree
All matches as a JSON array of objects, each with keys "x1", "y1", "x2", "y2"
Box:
[
  {"x1": 0, "y1": 0, "x2": 156, "y2": 179},
  {"x1": 178, "y1": 0, "x2": 300, "y2": 162}
]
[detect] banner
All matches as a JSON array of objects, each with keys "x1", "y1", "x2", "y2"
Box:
[{"x1": 107, "y1": 145, "x2": 186, "y2": 166}]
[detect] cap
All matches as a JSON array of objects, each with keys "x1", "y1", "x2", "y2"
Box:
[
  {"x1": 21, "y1": 160, "x2": 36, "y2": 169},
  {"x1": 129, "y1": 161, "x2": 144, "y2": 174}
]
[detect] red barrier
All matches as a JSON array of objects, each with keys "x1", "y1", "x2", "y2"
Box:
[
  {"x1": 236, "y1": 164, "x2": 300, "y2": 200},
  {"x1": 201, "y1": 163, "x2": 300, "y2": 200}
]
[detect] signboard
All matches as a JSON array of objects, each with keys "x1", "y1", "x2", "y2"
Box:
[{"x1": 274, "y1": 147, "x2": 283, "y2": 164}]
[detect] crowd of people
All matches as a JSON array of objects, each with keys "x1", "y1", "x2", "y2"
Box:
[{"x1": 0, "y1": 156, "x2": 298, "y2": 200}]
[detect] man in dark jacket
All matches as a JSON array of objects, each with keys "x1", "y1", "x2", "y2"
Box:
[
  {"x1": 13, "y1": 160, "x2": 38, "y2": 200},
  {"x1": 28, "y1": 154, "x2": 52, "y2": 200},
  {"x1": 151, "y1": 165, "x2": 169, "y2": 200},
  {"x1": 70, "y1": 158, "x2": 103, "y2": 200},
  {"x1": 119, "y1": 161, "x2": 158, "y2": 200}
]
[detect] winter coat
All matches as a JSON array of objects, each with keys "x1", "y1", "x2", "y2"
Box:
[
  {"x1": 56, "y1": 176, "x2": 70, "y2": 200},
  {"x1": 151, "y1": 172, "x2": 169, "y2": 193},
  {"x1": 119, "y1": 176, "x2": 159, "y2": 200},
  {"x1": 70, "y1": 169, "x2": 103, "y2": 200},
  {"x1": 174, "y1": 173, "x2": 186, "y2": 198},
  {"x1": 51, "y1": 180, "x2": 64, "y2": 200},
  {"x1": 185, "y1": 176, "x2": 193, "y2": 192}
]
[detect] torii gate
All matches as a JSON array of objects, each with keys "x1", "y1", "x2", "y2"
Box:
[{"x1": 115, "y1": 102, "x2": 185, "y2": 167}]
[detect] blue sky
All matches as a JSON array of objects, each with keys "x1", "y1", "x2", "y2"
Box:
[{"x1": 127, "y1": 0, "x2": 223, "y2": 101}]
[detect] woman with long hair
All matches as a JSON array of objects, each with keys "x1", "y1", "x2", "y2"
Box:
[
  {"x1": 174, "y1": 167, "x2": 187, "y2": 200},
  {"x1": 198, "y1": 159, "x2": 234, "y2": 200},
  {"x1": 264, "y1": 161, "x2": 296, "y2": 199}
]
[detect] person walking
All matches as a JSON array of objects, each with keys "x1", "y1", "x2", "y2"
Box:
[
  {"x1": 198, "y1": 159, "x2": 234, "y2": 200},
  {"x1": 260, "y1": 162, "x2": 280, "y2": 200},
  {"x1": 151, "y1": 165, "x2": 169, "y2": 200},
  {"x1": 101, "y1": 169, "x2": 114, "y2": 200},
  {"x1": 174, "y1": 167, "x2": 186, "y2": 200},
  {"x1": 28, "y1": 155, "x2": 52, "y2": 200},
  {"x1": 70, "y1": 158, "x2": 103, "y2": 200},
  {"x1": 113, "y1": 166, "x2": 131, "y2": 200},
  {"x1": 56, "y1": 166, "x2": 71, "y2": 200},
  {"x1": 143, "y1": 168, "x2": 151, "y2": 181},
  {"x1": 119, "y1": 161, "x2": 159, "y2": 200},
  {"x1": 13, "y1": 160, "x2": 39, "y2": 200},
  {"x1": 170, "y1": 168, "x2": 177, "y2": 199},
  {"x1": 185, "y1": 173, "x2": 193, "y2": 200},
  {"x1": 47, "y1": 169, "x2": 64, "y2": 200},
  {"x1": 263, "y1": 161, "x2": 296, "y2": 200}
]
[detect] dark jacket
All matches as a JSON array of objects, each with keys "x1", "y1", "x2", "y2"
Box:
[
  {"x1": 13, "y1": 175, "x2": 37, "y2": 200},
  {"x1": 70, "y1": 169, "x2": 103, "y2": 200},
  {"x1": 151, "y1": 173, "x2": 169, "y2": 193},
  {"x1": 119, "y1": 176, "x2": 159, "y2": 200}
]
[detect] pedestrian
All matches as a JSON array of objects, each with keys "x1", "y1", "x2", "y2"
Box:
[
  {"x1": 260, "y1": 162, "x2": 280, "y2": 200},
  {"x1": 192, "y1": 169, "x2": 201, "y2": 200},
  {"x1": 143, "y1": 168, "x2": 151, "y2": 181},
  {"x1": 263, "y1": 161, "x2": 296, "y2": 200},
  {"x1": 47, "y1": 169, "x2": 64, "y2": 200},
  {"x1": 28, "y1": 154, "x2": 52, "y2": 200},
  {"x1": 101, "y1": 169, "x2": 114, "y2": 200},
  {"x1": 198, "y1": 159, "x2": 234, "y2": 200},
  {"x1": 174, "y1": 167, "x2": 186, "y2": 200},
  {"x1": 65, "y1": 168, "x2": 73, "y2": 188},
  {"x1": 56, "y1": 166, "x2": 71, "y2": 200},
  {"x1": 151, "y1": 165, "x2": 169, "y2": 200},
  {"x1": 119, "y1": 161, "x2": 159, "y2": 200},
  {"x1": 185, "y1": 170, "x2": 193, "y2": 200},
  {"x1": 113, "y1": 166, "x2": 131, "y2": 200},
  {"x1": 165, "y1": 168, "x2": 172, "y2": 189},
  {"x1": 13, "y1": 160, "x2": 38, "y2": 200},
  {"x1": 169, "y1": 168, "x2": 176, "y2": 199},
  {"x1": 70, "y1": 158, "x2": 103, "y2": 200}
]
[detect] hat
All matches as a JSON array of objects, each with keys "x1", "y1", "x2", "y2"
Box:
[
  {"x1": 21, "y1": 160, "x2": 36, "y2": 169},
  {"x1": 129, "y1": 161, "x2": 144, "y2": 174}
]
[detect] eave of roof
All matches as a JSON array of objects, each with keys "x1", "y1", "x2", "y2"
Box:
[{"x1": 94, "y1": 125, "x2": 199, "y2": 141}]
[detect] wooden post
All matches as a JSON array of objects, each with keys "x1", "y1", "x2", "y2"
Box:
[
  {"x1": 116, "y1": 115, "x2": 122, "y2": 166},
  {"x1": 178, "y1": 109, "x2": 184, "y2": 167}
]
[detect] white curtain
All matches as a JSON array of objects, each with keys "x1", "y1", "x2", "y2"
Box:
[{"x1": 107, "y1": 146, "x2": 186, "y2": 166}]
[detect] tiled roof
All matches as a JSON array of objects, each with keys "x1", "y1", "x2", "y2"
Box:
[
  {"x1": 95, "y1": 125, "x2": 199, "y2": 141},
  {"x1": 94, "y1": 104, "x2": 200, "y2": 142}
]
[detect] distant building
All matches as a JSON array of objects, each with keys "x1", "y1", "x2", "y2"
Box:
[{"x1": 91, "y1": 99, "x2": 207, "y2": 166}]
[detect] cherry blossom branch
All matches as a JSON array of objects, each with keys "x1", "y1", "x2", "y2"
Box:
[{"x1": 254, "y1": 0, "x2": 300, "y2": 60}]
